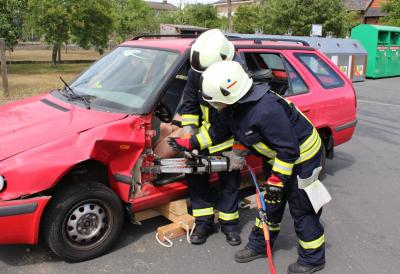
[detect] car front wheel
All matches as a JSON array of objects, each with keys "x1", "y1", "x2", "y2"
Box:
[{"x1": 43, "y1": 181, "x2": 124, "y2": 262}]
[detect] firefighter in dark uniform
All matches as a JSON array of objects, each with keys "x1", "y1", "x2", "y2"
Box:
[
  {"x1": 171, "y1": 60, "x2": 327, "y2": 274},
  {"x1": 170, "y1": 29, "x2": 248, "y2": 245}
]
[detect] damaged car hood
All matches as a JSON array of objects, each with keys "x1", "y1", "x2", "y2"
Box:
[{"x1": 0, "y1": 94, "x2": 127, "y2": 161}]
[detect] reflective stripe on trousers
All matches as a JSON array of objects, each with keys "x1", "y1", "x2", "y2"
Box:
[
  {"x1": 255, "y1": 217, "x2": 281, "y2": 231},
  {"x1": 219, "y1": 211, "x2": 239, "y2": 221},
  {"x1": 299, "y1": 234, "x2": 325, "y2": 250},
  {"x1": 192, "y1": 208, "x2": 239, "y2": 221},
  {"x1": 192, "y1": 207, "x2": 214, "y2": 217}
]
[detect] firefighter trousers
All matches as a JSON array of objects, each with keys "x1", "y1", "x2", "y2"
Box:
[
  {"x1": 247, "y1": 151, "x2": 325, "y2": 267},
  {"x1": 187, "y1": 169, "x2": 241, "y2": 233}
]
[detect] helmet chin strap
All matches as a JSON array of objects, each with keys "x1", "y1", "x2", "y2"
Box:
[{"x1": 208, "y1": 101, "x2": 227, "y2": 111}]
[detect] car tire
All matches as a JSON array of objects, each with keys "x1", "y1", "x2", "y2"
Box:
[{"x1": 43, "y1": 181, "x2": 124, "y2": 262}]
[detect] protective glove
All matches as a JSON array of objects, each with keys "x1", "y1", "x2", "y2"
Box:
[
  {"x1": 222, "y1": 151, "x2": 246, "y2": 171},
  {"x1": 265, "y1": 174, "x2": 284, "y2": 205},
  {"x1": 167, "y1": 137, "x2": 193, "y2": 152}
]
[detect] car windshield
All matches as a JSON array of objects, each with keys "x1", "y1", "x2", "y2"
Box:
[{"x1": 65, "y1": 46, "x2": 179, "y2": 113}]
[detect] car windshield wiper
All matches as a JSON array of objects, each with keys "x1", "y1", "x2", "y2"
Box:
[{"x1": 59, "y1": 76, "x2": 91, "y2": 109}]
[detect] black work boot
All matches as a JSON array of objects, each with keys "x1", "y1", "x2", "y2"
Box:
[
  {"x1": 287, "y1": 262, "x2": 325, "y2": 274},
  {"x1": 234, "y1": 246, "x2": 266, "y2": 263},
  {"x1": 190, "y1": 227, "x2": 213, "y2": 245},
  {"x1": 224, "y1": 231, "x2": 241, "y2": 246}
]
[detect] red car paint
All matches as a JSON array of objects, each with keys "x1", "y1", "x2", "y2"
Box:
[
  {"x1": 0, "y1": 196, "x2": 50, "y2": 244},
  {"x1": 0, "y1": 37, "x2": 356, "y2": 246}
]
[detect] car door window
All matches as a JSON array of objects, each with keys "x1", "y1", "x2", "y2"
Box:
[
  {"x1": 244, "y1": 52, "x2": 288, "y2": 95},
  {"x1": 284, "y1": 60, "x2": 309, "y2": 96},
  {"x1": 160, "y1": 60, "x2": 190, "y2": 115},
  {"x1": 243, "y1": 52, "x2": 308, "y2": 96},
  {"x1": 295, "y1": 53, "x2": 344, "y2": 89},
  {"x1": 260, "y1": 53, "x2": 285, "y2": 70}
]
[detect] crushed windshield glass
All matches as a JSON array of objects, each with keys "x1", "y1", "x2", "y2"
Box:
[{"x1": 68, "y1": 47, "x2": 179, "y2": 113}]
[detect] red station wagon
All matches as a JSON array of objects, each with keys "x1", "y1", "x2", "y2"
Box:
[{"x1": 0, "y1": 35, "x2": 357, "y2": 262}]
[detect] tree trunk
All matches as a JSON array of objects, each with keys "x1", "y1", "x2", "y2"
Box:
[
  {"x1": 52, "y1": 44, "x2": 58, "y2": 66},
  {"x1": 227, "y1": 0, "x2": 233, "y2": 32},
  {"x1": 0, "y1": 38, "x2": 9, "y2": 97},
  {"x1": 57, "y1": 45, "x2": 61, "y2": 63}
]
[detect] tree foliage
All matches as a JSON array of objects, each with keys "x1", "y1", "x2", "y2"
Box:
[
  {"x1": 184, "y1": 4, "x2": 221, "y2": 28},
  {"x1": 158, "y1": 9, "x2": 187, "y2": 26},
  {"x1": 259, "y1": 0, "x2": 353, "y2": 37},
  {"x1": 116, "y1": 0, "x2": 157, "y2": 41},
  {"x1": 70, "y1": 0, "x2": 116, "y2": 54},
  {"x1": 29, "y1": 0, "x2": 70, "y2": 48},
  {"x1": 29, "y1": 0, "x2": 115, "y2": 64},
  {"x1": 382, "y1": 0, "x2": 400, "y2": 27},
  {"x1": 0, "y1": 0, "x2": 28, "y2": 50},
  {"x1": 158, "y1": 4, "x2": 223, "y2": 29},
  {"x1": 233, "y1": 5, "x2": 262, "y2": 34}
]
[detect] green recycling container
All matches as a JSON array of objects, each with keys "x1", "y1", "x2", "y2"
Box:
[{"x1": 351, "y1": 24, "x2": 400, "y2": 78}]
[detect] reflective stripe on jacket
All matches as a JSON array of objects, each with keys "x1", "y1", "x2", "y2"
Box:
[{"x1": 194, "y1": 83, "x2": 321, "y2": 180}]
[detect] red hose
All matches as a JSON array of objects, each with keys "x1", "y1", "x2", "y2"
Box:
[
  {"x1": 256, "y1": 190, "x2": 277, "y2": 274},
  {"x1": 266, "y1": 240, "x2": 276, "y2": 274}
]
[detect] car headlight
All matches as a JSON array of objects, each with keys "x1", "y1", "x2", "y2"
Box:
[{"x1": 0, "y1": 176, "x2": 6, "y2": 192}]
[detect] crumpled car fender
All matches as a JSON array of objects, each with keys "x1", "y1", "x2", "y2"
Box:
[{"x1": 0, "y1": 116, "x2": 147, "y2": 201}]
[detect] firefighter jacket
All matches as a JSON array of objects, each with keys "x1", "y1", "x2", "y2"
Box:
[
  {"x1": 191, "y1": 82, "x2": 322, "y2": 181},
  {"x1": 180, "y1": 55, "x2": 248, "y2": 154}
]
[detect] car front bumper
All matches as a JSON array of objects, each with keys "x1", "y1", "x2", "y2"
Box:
[{"x1": 0, "y1": 196, "x2": 51, "y2": 244}]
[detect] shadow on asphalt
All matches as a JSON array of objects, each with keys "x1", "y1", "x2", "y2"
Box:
[
  {"x1": 0, "y1": 216, "x2": 170, "y2": 266},
  {"x1": 325, "y1": 150, "x2": 355, "y2": 177}
]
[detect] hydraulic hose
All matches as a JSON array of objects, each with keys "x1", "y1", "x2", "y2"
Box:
[{"x1": 246, "y1": 163, "x2": 276, "y2": 274}]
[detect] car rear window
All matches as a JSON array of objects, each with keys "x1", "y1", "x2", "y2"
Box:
[{"x1": 295, "y1": 53, "x2": 344, "y2": 89}]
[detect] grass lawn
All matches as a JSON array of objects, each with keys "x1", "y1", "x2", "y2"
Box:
[
  {"x1": 1, "y1": 63, "x2": 91, "y2": 105},
  {"x1": 7, "y1": 49, "x2": 102, "y2": 62}
]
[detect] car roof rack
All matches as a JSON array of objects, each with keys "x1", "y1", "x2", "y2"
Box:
[
  {"x1": 226, "y1": 36, "x2": 310, "y2": 46},
  {"x1": 131, "y1": 33, "x2": 310, "y2": 47},
  {"x1": 132, "y1": 34, "x2": 201, "y2": 40}
]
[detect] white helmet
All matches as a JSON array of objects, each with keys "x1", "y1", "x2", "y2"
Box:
[
  {"x1": 190, "y1": 29, "x2": 235, "y2": 73},
  {"x1": 201, "y1": 61, "x2": 253, "y2": 105}
]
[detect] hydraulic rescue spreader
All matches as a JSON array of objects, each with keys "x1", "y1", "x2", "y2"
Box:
[{"x1": 141, "y1": 155, "x2": 230, "y2": 175}]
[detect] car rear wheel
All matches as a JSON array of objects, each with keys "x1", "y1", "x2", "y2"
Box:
[{"x1": 43, "y1": 181, "x2": 124, "y2": 262}]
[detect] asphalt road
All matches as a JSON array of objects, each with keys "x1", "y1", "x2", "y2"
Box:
[{"x1": 1, "y1": 77, "x2": 400, "y2": 274}]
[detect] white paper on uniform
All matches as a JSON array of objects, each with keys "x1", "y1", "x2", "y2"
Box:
[{"x1": 298, "y1": 167, "x2": 332, "y2": 213}]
